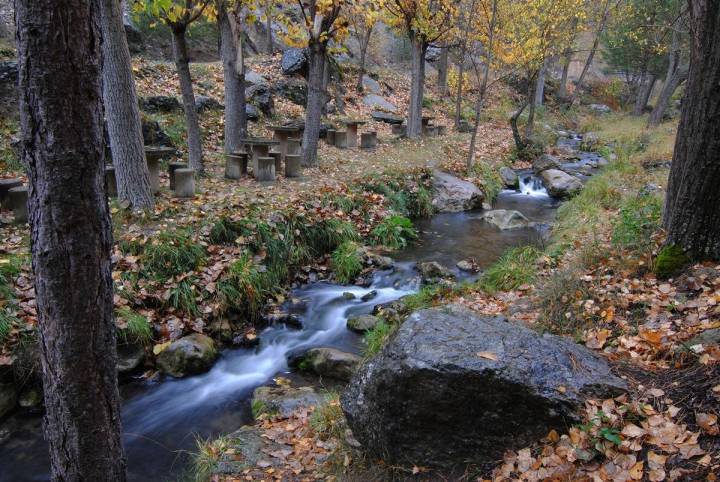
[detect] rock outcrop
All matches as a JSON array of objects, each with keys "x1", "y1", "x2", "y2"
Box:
[
  {"x1": 281, "y1": 48, "x2": 307, "y2": 76},
  {"x1": 362, "y1": 94, "x2": 398, "y2": 113},
  {"x1": 431, "y1": 170, "x2": 484, "y2": 212},
  {"x1": 347, "y1": 314, "x2": 382, "y2": 333},
  {"x1": 540, "y1": 169, "x2": 583, "y2": 198},
  {"x1": 532, "y1": 154, "x2": 561, "y2": 174},
  {"x1": 481, "y1": 209, "x2": 530, "y2": 230},
  {"x1": 499, "y1": 167, "x2": 518, "y2": 188},
  {"x1": 342, "y1": 304, "x2": 627, "y2": 468}
]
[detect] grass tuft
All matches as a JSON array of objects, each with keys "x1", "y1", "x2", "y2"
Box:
[
  {"x1": 363, "y1": 318, "x2": 397, "y2": 357},
  {"x1": 167, "y1": 278, "x2": 200, "y2": 317},
  {"x1": 371, "y1": 215, "x2": 417, "y2": 249},
  {"x1": 611, "y1": 193, "x2": 663, "y2": 254},
  {"x1": 479, "y1": 246, "x2": 542, "y2": 293},
  {"x1": 143, "y1": 230, "x2": 206, "y2": 281},
  {"x1": 116, "y1": 306, "x2": 153, "y2": 345},
  {"x1": 331, "y1": 241, "x2": 363, "y2": 284},
  {"x1": 309, "y1": 392, "x2": 346, "y2": 441}
]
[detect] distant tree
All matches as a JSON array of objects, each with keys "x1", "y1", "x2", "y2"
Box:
[
  {"x1": 257, "y1": 0, "x2": 279, "y2": 53},
  {"x1": 101, "y1": 0, "x2": 155, "y2": 210},
  {"x1": 135, "y1": 0, "x2": 214, "y2": 173},
  {"x1": 663, "y1": 0, "x2": 720, "y2": 259},
  {"x1": 348, "y1": 0, "x2": 383, "y2": 93},
  {"x1": 15, "y1": 0, "x2": 126, "y2": 480}
]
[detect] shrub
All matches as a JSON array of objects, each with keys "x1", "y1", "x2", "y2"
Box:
[
  {"x1": 363, "y1": 318, "x2": 397, "y2": 357},
  {"x1": 472, "y1": 162, "x2": 504, "y2": 203},
  {"x1": 611, "y1": 193, "x2": 662, "y2": 253},
  {"x1": 188, "y1": 435, "x2": 233, "y2": 482},
  {"x1": 116, "y1": 306, "x2": 153, "y2": 345},
  {"x1": 654, "y1": 244, "x2": 689, "y2": 279},
  {"x1": 406, "y1": 185, "x2": 434, "y2": 218},
  {"x1": 303, "y1": 218, "x2": 359, "y2": 255},
  {"x1": 331, "y1": 241, "x2": 363, "y2": 284},
  {"x1": 480, "y1": 246, "x2": 542, "y2": 293},
  {"x1": 371, "y1": 215, "x2": 417, "y2": 249},
  {"x1": 143, "y1": 230, "x2": 205, "y2": 280}
]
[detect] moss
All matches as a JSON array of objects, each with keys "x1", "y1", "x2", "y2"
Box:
[{"x1": 654, "y1": 245, "x2": 689, "y2": 279}]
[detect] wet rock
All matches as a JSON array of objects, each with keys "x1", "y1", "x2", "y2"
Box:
[
  {"x1": 589, "y1": 103, "x2": 612, "y2": 114},
  {"x1": 540, "y1": 169, "x2": 583, "y2": 198},
  {"x1": 347, "y1": 314, "x2": 381, "y2": 333},
  {"x1": 499, "y1": 167, "x2": 518, "y2": 188},
  {"x1": 252, "y1": 385, "x2": 322, "y2": 418},
  {"x1": 290, "y1": 347, "x2": 361, "y2": 382},
  {"x1": 431, "y1": 170, "x2": 484, "y2": 212},
  {"x1": 265, "y1": 312, "x2": 302, "y2": 329},
  {"x1": 456, "y1": 259, "x2": 479, "y2": 273},
  {"x1": 362, "y1": 94, "x2": 398, "y2": 113},
  {"x1": 342, "y1": 292, "x2": 356, "y2": 300},
  {"x1": 117, "y1": 342, "x2": 146, "y2": 375},
  {"x1": 357, "y1": 247, "x2": 394, "y2": 270},
  {"x1": 140, "y1": 95, "x2": 181, "y2": 113},
  {"x1": 361, "y1": 75, "x2": 381, "y2": 94},
  {"x1": 141, "y1": 118, "x2": 175, "y2": 147},
  {"x1": 233, "y1": 331, "x2": 260, "y2": 348},
  {"x1": 373, "y1": 299, "x2": 410, "y2": 323},
  {"x1": 209, "y1": 319, "x2": 234, "y2": 343},
  {"x1": 342, "y1": 304, "x2": 627, "y2": 469},
  {"x1": 272, "y1": 78, "x2": 307, "y2": 106},
  {"x1": 281, "y1": 48, "x2": 308, "y2": 75},
  {"x1": 417, "y1": 261, "x2": 455, "y2": 283},
  {"x1": 481, "y1": 209, "x2": 530, "y2": 230},
  {"x1": 533, "y1": 154, "x2": 561, "y2": 174},
  {"x1": 0, "y1": 383, "x2": 17, "y2": 419},
  {"x1": 195, "y1": 95, "x2": 223, "y2": 112},
  {"x1": 245, "y1": 104, "x2": 260, "y2": 122},
  {"x1": 245, "y1": 83, "x2": 274, "y2": 116},
  {"x1": 361, "y1": 290, "x2": 378, "y2": 302},
  {"x1": 156, "y1": 334, "x2": 218, "y2": 378},
  {"x1": 371, "y1": 111, "x2": 404, "y2": 125}
]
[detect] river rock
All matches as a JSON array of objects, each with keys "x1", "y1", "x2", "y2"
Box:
[
  {"x1": 140, "y1": 95, "x2": 181, "y2": 113},
  {"x1": 431, "y1": 170, "x2": 484, "y2": 212},
  {"x1": 499, "y1": 167, "x2": 518, "y2": 188},
  {"x1": 357, "y1": 246, "x2": 394, "y2": 270},
  {"x1": 371, "y1": 111, "x2": 404, "y2": 125},
  {"x1": 373, "y1": 299, "x2": 410, "y2": 323},
  {"x1": 362, "y1": 94, "x2": 398, "y2": 113},
  {"x1": 347, "y1": 314, "x2": 381, "y2": 333},
  {"x1": 0, "y1": 383, "x2": 17, "y2": 419},
  {"x1": 481, "y1": 209, "x2": 530, "y2": 230},
  {"x1": 361, "y1": 75, "x2": 381, "y2": 94},
  {"x1": 361, "y1": 290, "x2": 378, "y2": 302},
  {"x1": 456, "y1": 259, "x2": 478, "y2": 272},
  {"x1": 117, "y1": 342, "x2": 145, "y2": 375},
  {"x1": 290, "y1": 347, "x2": 361, "y2": 382},
  {"x1": 281, "y1": 48, "x2": 307, "y2": 75},
  {"x1": 589, "y1": 103, "x2": 612, "y2": 114},
  {"x1": 341, "y1": 304, "x2": 627, "y2": 468},
  {"x1": 533, "y1": 154, "x2": 561, "y2": 174},
  {"x1": 417, "y1": 261, "x2": 454, "y2": 283},
  {"x1": 540, "y1": 169, "x2": 583, "y2": 198},
  {"x1": 252, "y1": 385, "x2": 322, "y2": 418},
  {"x1": 246, "y1": 83, "x2": 274, "y2": 116},
  {"x1": 156, "y1": 334, "x2": 218, "y2": 378}
]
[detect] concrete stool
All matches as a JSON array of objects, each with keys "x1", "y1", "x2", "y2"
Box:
[
  {"x1": 255, "y1": 157, "x2": 275, "y2": 182},
  {"x1": 224, "y1": 155, "x2": 244, "y2": 180},
  {"x1": 287, "y1": 138, "x2": 302, "y2": 156},
  {"x1": 146, "y1": 158, "x2": 161, "y2": 193},
  {"x1": 334, "y1": 131, "x2": 348, "y2": 149},
  {"x1": 172, "y1": 168, "x2": 195, "y2": 198},
  {"x1": 7, "y1": 185, "x2": 28, "y2": 223},
  {"x1": 391, "y1": 124, "x2": 406, "y2": 136},
  {"x1": 361, "y1": 132, "x2": 378, "y2": 149},
  {"x1": 285, "y1": 154, "x2": 301, "y2": 178},
  {"x1": 0, "y1": 178, "x2": 22, "y2": 207},
  {"x1": 169, "y1": 162, "x2": 187, "y2": 188},
  {"x1": 326, "y1": 129, "x2": 337, "y2": 145},
  {"x1": 104, "y1": 166, "x2": 118, "y2": 198},
  {"x1": 269, "y1": 151, "x2": 283, "y2": 174}
]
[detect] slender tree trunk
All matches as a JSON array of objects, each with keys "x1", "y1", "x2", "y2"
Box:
[
  {"x1": 302, "y1": 40, "x2": 326, "y2": 166},
  {"x1": 510, "y1": 100, "x2": 529, "y2": 152},
  {"x1": 171, "y1": 25, "x2": 204, "y2": 173},
  {"x1": 437, "y1": 46, "x2": 449, "y2": 94},
  {"x1": 633, "y1": 73, "x2": 655, "y2": 116},
  {"x1": 558, "y1": 51, "x2": 572, "y2": 99},
  {"x1": 265, "y1": 9, "x2": 273, "y2": 54},
  {"x1": 663, "y1": 0, "x2": 720, "y2": 259},
  {"x1": 454, "y1": 58, "x2": 465, "y2": 128},
  {"x1": 219, "y1": 7, "x2": 246, "y2": 154},
  {"x1": 100, "y1": 0, "x2": 154, "y2": 210},
  {"x1": 356, "y1": 27, "x2": 372, "y2": 93},
  {"x1": 407, "y1": 34, "x2": 426, "y2": 139},
  {"x1": 569, "y1": 4, "x2": 614, "y2": 106},
  {"x1": 15, "y1": 1, "x2": 126, "y2": 480},
  {"x1": 524, "y1": 78, "x2": 537, "y2": 138},
  {"x1": 535, "y1": 58, "x2": 547, "y2": 106},
  {"x1": 649, "y1": 30, "x2": 686, "y2": 126}
]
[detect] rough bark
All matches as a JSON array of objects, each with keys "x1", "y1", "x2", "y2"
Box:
[
  {"x1": 302, "y1": 40, "x2": 326, "y2": 166},
  {"x1": 355, "y1": 27, "x2": 373, "y2": 93},
  {"x1": 663, "y1": 0, "x2": 720, "y2": 259},
  {"x1": 633, "y1": 73, "x2": 656, "y2": 116},
  {"x1": 171, "y1": 25, "x2": 204, "y2": 173},
  {"x1": 510, "y1": 100, "x2": 529, "y2": 152},
  {"x1": 437, "y1": 46, "x2": 449, "y2": 94},
  {"x1": 265, "y1": 8, "x2": 273, "y2": 54},
  {"x1": 100, "y1": 0, "x2": 155, "y2": 210},
  {"x1": 15, "y1": 1, "x2": 127, "y2": 480},
  {"x1": 407, "y1": 34, "x2": 426, "y2": 139},
  {"x1": 454, "y1": 58, "x2": 465, "y2": 128},
  {"x1": 219, "y1": 6, "x2": 246, "y2": 154},
  {"x1": 558, "y1": 51, "x2": 572, "y2": 99},
  {"x1": 524, "y1": 78, "x2": 537, "y2": 139},
  {"x1": 649, "y1": 30, "x2": 687, "y2": 126},
  {"x1": 534, "y1": 58, "x2": 547, "y2": 106}
]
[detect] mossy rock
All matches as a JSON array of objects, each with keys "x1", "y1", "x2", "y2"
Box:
[
  {"x1": 156, "y1": 333, "x2": 218, "y2": 378},
  {"x1": 654, "y1": 245, "x2": 689, "y2": 279}
]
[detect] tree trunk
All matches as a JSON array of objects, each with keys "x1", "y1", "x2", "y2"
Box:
[
  {"x1": 219, "y1": 7, "x2": 246, "y2": 154},
  {"x1": 454, "y1": 59, "x2": 465, "y2": 128},
  {"x1": 302, "y1": 40, "x2": 326, "y2": 166},
  {"x1": 265, "y1": 9, "x2": 273, "y2": 54},
  {"x1": 171, "y1": 25, "x2": 204, "y2": 173},
  {"x1": 558, "y1": 51, "x2": 572, "y2": 99},
  {"x1": 15, "y1": 1, "x2": 127, "y2": 480},
  {"x1": 569, "y1": 4, "x2": 613, "y2": 106},
  {"x1": 534, "y1": 58, "x2": 546, "y2": 106},
  {"x1": 524, "y1": 78, "x2": 537, "y2": 139},
  {"x1": 510, "y1": 100, "x2": 529, "y2": 152},
  {"x1": 663, "y1": 0, "x2": 720, "y2": 259},
  {"x1": 633, "y1": 73, "x2": 655, "y2": 116},
  {"x1": 649, "y1": 29, "x2": 686, "y2": 126},
  {"x1": 437, "y1": 46, "x2": 449, "y2": 94},
  {"x1": 407, "y1": 35, "x2": 426, "y2": 139},
  {"x1": 355, "y1": 27, "x2": 372, "y2": 93},
  {"x1": 100, "y1": 0, "x2": 154, "y2": 210}
]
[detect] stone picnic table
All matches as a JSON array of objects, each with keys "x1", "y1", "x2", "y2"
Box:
[
  {"x1": 268, "y1": 125, "x2": 303, "y2": 160},
  {"x1": 342, "y1": 120, "x2": 367, "y2": 148},
  {"x1": 421, "y1": 116, "x2": 435, "y2": 128},
  {"x1": 144, "y1": 146, "x2": 176, "y2": 192},
  {"x1": 241, "y1": 138, "x2": 280, "y2": 176}
]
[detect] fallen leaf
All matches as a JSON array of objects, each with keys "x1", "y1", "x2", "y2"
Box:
[{"x1": 476, "y1": 351, "x2": 498, "y2": 361}]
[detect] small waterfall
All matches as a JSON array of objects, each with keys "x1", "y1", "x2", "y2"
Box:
[{"x1": 518, "y1": 174, "x2": 548, "y2": 197}]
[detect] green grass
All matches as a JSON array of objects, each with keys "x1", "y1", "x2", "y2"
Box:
[
  {"x1": 472, "y1": 161, "x2": 504, "y2": 203},
  {"x1": 208, "y1": 217, "x2": 246, "y2": 245},
  {"x1": 143, "y1": 230, "x2": 206, "y2": 281},
  {"x1": 188, "y1": 435, "x2": 234, "y2": 482},
  {"x1": 309, "y1": 392, "x2": 345, "y2": 441},
  {"x1": 537, "y1": 266, "x2": 593, "y2": 336},
  {"x1": 0, "y1": 310, "x2": 14, "y2": 344},
  {"x1": 331, "y1": 241, "x2": 363, "y2": 284},
  {"x1": 479, "y1": 246, "x2": 542, "y2": 293},
  {"x1": 302, "y1": 218, "x2": 360, "y2": 255},
  {"x1": 217, "y1": 255, "x2": 269, "y2": 320},
  {"x1": 167, "y1": 278, "x2": 200, "y2": 317},
  {"x1": 611, "y1": 193, "x2": 663, "y2": 254},
  {"x1": 116, "y1": 306, "x2": 153, "y2": 345},
  {"x1": 363, "y1": 318, "x2": 397, "y2": 357},
  {"x1": 407, "y1": 185, "x2": 435, "y2": 218},
  {"x1": 371, "y1": 215, "x2": 417, "y2": 249}
]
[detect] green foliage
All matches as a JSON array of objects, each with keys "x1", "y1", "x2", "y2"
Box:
[
  {"x1": 422, "y1": 97, "x2": 434, "y2": 109},
  {"x1": 407, "y1": 185, "x2": 435, "y2": 218},
  {"x1": 309, "y1": 392, "x2": 345, "y2": 441},
  {"x1": 402, "y1": 284, "x2": 447, "y2": 312},
  {"x1": 0, "y1": 119, "x2": 22, "y2": 173},
  {"x1": 371, "y1": 215, "x2": 417, "y2": 249},
  {"x1": 116, "y1": 306, "x2": 153, "y2": 345},
  {"x1": 331, "y1": 241, "x2": 363, "y2": 284},
  {"x1": 302, "y1": 219, "x2": 360, "y2": 255},
  {"x1": 167, "y1": 278, "x2": 200, "y2": 317},
  {"x1": 363, "y1": 318, "x2": 397, "y2": 357},
  {"x1": 362, "y1": 172, "x2": 434, "y2": 219},
  {"x1": 218, "y1": 255, "x2": 269, "y2": 320},
  {"x1": 0, "y1": 254, "x2": 23, "y2": 301},
  {"x1": 251, "y1": 399, "x2": 277, "y2": 419},
  {"x1": 480, "y1": 246, "x2": 542, "y2": 293},
  {"x1": 0, "y1": 310, "x2": 14, "y2": 344},
  {"x1": 654, "y1": 244, "x2": 689, "y2": 279},
  {"x1": 209, "y1": 217, "x2": 246, "y2": 245},
  {"x1": 143, "y1": 230, "x2": 206, "y2": 280},
  {"x1": 188, "y1": 435, "x2": 234, "y2": 482},
  {"x1": 611, "y1": 193, "x2": 663, "y2": 253},
  {"x1": 472, "y1": 162, "x2": 504, "y2": 202}
]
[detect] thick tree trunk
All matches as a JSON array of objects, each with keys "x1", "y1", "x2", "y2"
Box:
[
  {"x1": 632, "y1": 73, "x2": 655, "y2": 116},
  {"x1": 15, "y1": 1, "x2": 126, "y2": 480},
  {"x1": 648, "y1": 71, "x2": 686, "y2": 125},
  {"x1": 437, "y1": 46, "x2": 449, "y2": 94},
  {"x1": 663, "y1": 0, "x2": 720, "y2": 259},
  {"x1": 219, "y1": 7, "x2": 246, "y2": 154},
  {"x1": 534, "y1": 58, "x2": 547, "y2": 106},
  {"x1": 302, "y1": 40, "x2": 326, "y2": 166},
  {"x1": 171, "y1": 25, "x2": 204, "y2": 173},
  {"x1": 407, "y1": 35, "x2": 426, "y2": 138},
  {"x1": 100, "y1": 0, "x2": 154, "y2": 210}
]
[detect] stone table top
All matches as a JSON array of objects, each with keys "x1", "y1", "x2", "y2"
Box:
[{"x1": 241, "y1": 138, "x2": 280, "y2": 146}]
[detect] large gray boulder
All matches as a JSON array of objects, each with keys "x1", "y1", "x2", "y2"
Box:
[
  {"x1": 532, "y1": 154, "x2": 561, "y2": 174},
  {"x1": 431, "y1": 170, "x2": 484, "y2": 212},
  {"x1": 245, "y1": 83, "x2": 274, "y2": 116},
  {"x1": 156, "y1": 334, "x2": 218, "y2": 378},
  {"x1": 481, "y1": 209, "x2": 530, "y2": 230},
  {"x1": 342, "y1": 304, "x2": 627, "y2": 469},
  {"x1": 347, "y1": 314, "x2": 382, "y2": 333},
  {"x1": 361, "y1": 75, "x2": 381, "y2": 94},
  {"x1": 499, "y1": 167, "x2": 518, "y2": 188},
  {"x1": 272, "y1": 78, "x2": 307, "y2": 106},
  {"x1": 362, "y1": 94, "x2": 398, "y2": 113},
  {"x1": 140, "y1": 95, "x2": 181, "y2": 113},
  {"x1": 540, "y1": 169, "x2": 583, "y2": 198},
  {"x1": 281, "y1": 48, "x2": 307, "y2": 75},
  {"x1": 244, "y1": 70, "x2": 267, "y2": 86},
  {"x1": 290, "y1": 347, "x2": 361, "y2": 382},
  {"x1": 371, "y1": 111, "x2": 404, "y2": 125}
]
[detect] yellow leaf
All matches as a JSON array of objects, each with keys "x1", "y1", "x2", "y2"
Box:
[{"x1": 153, "y1": 341, "x2": 171, "y2": 355}]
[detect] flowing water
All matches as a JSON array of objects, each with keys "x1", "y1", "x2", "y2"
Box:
[{"x1": 0, "y1": 177, "x2": 556, "y2": 482}]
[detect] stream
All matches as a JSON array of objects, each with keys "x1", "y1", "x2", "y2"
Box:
[{"x1": 0, "y1": 174, "x2": 558, "y2": 482}]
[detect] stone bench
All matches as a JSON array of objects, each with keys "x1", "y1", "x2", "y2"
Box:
[
  {"x1": 391, "y1": 124, "x2": 406, "y2": 137},
  {"x1": 287, "y1": 138, "x2": 302, "y2": 156},
  {"x1": 361, "y1": 131, "x2": 378, "y2": 149},
  {"x1": 269, "y1": 151, "x2": 283, "y2": 174},
  {"x1": 256, "y1": 156, "x2": 276, "y2": 182},
  {"x1": 0, "y1": 178, "x2": 23, "y2": 207},
  {"x1": 7, "y1": 185, "x2": 28, "y2": 223},
  {"x1": 172, "y1": 168, "x2": 195, "y2": 198},
  {"x1": 285, "y1": 154, "x2": 301, "y2": 178}
]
